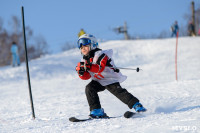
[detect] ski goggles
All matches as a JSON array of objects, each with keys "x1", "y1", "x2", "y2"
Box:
[{"x1": 77, "y1": 38, "x2": 91, "y2": 49}]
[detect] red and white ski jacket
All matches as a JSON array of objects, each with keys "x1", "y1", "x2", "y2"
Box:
[{"x1": 77, "y1": 49, "x2": 127, "y2": 86}]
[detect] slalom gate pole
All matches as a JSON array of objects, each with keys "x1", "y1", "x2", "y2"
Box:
[
  {"x1": 175, "y1": 31, "x2": 179, "y2": 81},
  {"x1": 21, "y1": 6, "x2": 36, "y2": 119}
]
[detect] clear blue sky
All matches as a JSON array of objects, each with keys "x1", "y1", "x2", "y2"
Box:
[{"x1": 0, "y1": 0, "x2": 199, "y2": 53}]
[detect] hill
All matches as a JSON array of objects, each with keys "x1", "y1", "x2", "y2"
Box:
[{"x1": 0, "y1": 37, "x2": 200, "y2": 132}]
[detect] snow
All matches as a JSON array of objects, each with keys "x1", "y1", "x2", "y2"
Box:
[{"x1": 0, "y1": 37, "x2": 200, "y2": 133}]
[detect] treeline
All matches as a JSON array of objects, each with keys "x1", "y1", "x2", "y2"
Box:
[{"x1": 0, "y1": 16, "x2": 49, "y2": 66}]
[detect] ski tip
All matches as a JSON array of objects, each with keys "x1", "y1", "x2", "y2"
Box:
[
  {"x1": 124, "y1": 111, "x2": 136, "y2": 118},
  {"x1": 69, "y1": 117, "x2": 77, "y2": 122},
  {"x1": 69, "y1": 117, "x2": 91, "y2": 122}
]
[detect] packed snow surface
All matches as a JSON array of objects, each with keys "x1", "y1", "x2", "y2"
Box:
[{"x1": 0, "y1": 37, "x2": 200, "y2": 133}]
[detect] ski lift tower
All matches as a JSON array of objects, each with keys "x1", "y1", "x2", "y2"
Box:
[
  {"x1": 114, "y1": 21, "x2": 129, "y2": 40},
  {"x1": 191, "y1": 1, "x2": 196, "y2": 35}
]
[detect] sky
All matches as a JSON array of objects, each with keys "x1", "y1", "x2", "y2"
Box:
[{"x1": 0, "y1": 0, "x2": 199, "y2": 53}]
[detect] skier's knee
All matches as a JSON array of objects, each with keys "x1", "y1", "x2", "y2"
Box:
[{"x1": 85, "y1": 84, "x2": 92, "y2": 94}]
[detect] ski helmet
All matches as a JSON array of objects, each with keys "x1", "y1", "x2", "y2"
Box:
[{"x1": 77, "y1": 34, "x2": 98, "y2": 50}]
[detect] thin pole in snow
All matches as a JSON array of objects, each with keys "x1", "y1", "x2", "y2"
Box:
[
  {"x1": 175, "y1": 31, "x2": 179, "y2": 81},
  {"x1": 21, "y1": 6, "x2": 36, "y2": 119}
]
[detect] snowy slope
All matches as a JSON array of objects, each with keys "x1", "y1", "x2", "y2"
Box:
[{"x1": 0, "y1": 37, "x2": 200, "y2": 133}]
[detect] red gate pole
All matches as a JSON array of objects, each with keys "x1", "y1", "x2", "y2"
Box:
[{"x1": 175, "y1": 31, "x2": 179, "y2": 81}]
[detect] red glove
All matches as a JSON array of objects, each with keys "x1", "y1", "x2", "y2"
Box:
[
  {"x1": 76, "y1": 62, "x2": 91, "y2": 80},
  {"x1": 76, "y1": 62, "x2": 91, "y2": 75}
]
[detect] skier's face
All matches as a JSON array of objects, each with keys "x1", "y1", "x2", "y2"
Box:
[{"x1": 81, "y1": 45, "x2": 90, "y2": 55}]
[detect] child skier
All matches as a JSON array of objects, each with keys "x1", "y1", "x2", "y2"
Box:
[{"x1": 75, "y1": 34, "x2": 146, "y2": 118}]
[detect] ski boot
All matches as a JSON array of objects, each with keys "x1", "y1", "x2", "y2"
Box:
[
  {"x1": 133, "y1": 102, "x2": 147, "y2": 112},
  {"x1": 89, "y1": 108, "x2": 108, "y2": 118}
]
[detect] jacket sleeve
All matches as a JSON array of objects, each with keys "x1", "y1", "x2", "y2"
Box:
[
  {"x1": 79, "y1": 71, "x2": 91, "y2": 80},
  {"x1": 89, "y1": 53, "x2": 108, "y2": 73}
]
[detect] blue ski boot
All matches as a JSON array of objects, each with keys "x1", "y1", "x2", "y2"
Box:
[
  {"x1": 133, "y1": 102, "x2": 147, "y2": 112},
  {"x1": 89, "y1": 108, "x2": 108, "y2": 118}
]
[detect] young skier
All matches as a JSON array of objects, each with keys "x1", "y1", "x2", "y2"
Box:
[{"x1": 75, "y1": 34, "x2": 146, "y2": 118}]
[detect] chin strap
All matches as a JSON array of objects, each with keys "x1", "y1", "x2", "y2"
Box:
[{"x1": 84, "y1": 60, "x2": 87, "y2": 71}]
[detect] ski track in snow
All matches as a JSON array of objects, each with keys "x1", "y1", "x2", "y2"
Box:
[{"x1": 0, "y1": 37, "x2": 200, "y2": 133}]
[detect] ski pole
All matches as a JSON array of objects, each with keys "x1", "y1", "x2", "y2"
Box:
[{"x1": 116, "y1": 67, "x2": 142, "y2": 72}]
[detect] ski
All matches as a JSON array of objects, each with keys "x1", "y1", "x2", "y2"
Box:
[
  {"x1": 69, "y1": 116, "x2": 116, "y2": 122},
  {"x1": 69, "y1": 111, "x2": 137, "y2": 122}
]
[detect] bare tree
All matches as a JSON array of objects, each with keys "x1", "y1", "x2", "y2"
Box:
[
  {"x1": 30, "y1": 35, "x2": 49, "y2": 59},
  {"x1": 0, "y1": 16, "x2": 49, "y2": 66},
  {"x1": 61, "y1": 42, "x2": 76, "y2": 52}
]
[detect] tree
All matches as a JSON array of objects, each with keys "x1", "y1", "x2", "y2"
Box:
[
  {"x1": 0, "y1": 16, "x2": 49, "y2": 66},
  {"x1": 61, "y1": 42, "x2": 76, "y2": 52}
]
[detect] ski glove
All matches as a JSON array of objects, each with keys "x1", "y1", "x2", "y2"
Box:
[{"x1": 76, "y1": 62, "x2": 90, "y2": 76}]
